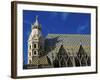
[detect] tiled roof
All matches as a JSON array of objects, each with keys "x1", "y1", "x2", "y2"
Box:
[
  {"x1": 39, "y1": 56, "x2": 49, "y2": 65},
  {"x1": 32, "y1": 56, "x2": 49, "y2": 65},
  {"x1": 45, "y1": 34, "x2": 90, "y2": 61}
]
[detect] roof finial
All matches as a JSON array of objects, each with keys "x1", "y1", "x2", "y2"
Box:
[{"x1": 35, "y1": 15, "x2": 39, "y2": 25}]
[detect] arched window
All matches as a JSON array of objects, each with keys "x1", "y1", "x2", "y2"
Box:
[
  {"x1": 32, "y1": 50, "x2": 37, "y2": 55},
  {"x1": 29, "y1": 45, "x2": 31, "y2": 49},
  {"x1": 34, "y1": 44, "x2": 36, "y2": 48},
  {"x1": 34, "y1": 51, "x2": 37, "y2": 55}
]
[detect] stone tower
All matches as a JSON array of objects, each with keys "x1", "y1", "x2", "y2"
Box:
[{"x1": 28, "y1": 16, "x2": 44, "y2": 67}]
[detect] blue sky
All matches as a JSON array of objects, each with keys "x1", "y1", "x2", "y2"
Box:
[{"x1": 23, "y1": 10, "x2": 91, "y2": 65}]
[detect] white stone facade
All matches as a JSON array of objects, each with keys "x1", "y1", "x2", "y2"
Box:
[{"x1": 28, "y1": 16, "x2": 44, "y2": 65}]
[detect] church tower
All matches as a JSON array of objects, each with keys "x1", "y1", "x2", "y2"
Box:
[{"x1": 28, "y1": 16, "x2": 44, "y2": 67}]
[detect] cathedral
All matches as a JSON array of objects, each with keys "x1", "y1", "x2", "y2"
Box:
[{"x1": 25, "y1": 16, "x2": 91, "y2": 69}]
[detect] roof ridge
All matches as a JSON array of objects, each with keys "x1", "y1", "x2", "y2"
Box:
[{"x1": 47, "y1": 33, "x2": 90, "y2": 35}]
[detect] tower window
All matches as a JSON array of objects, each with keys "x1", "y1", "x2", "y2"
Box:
[
  {"x1": 32, "y1": 50, "x2": 37, "y2": 55},
  {"x1": 34, "y1": 51, "x2": 37, "y2": 55},
  {"x1": 34, "y1": 44, "x2": 36, "y2": 48},
  {"x1": 30, "y1": 45, "x2": 31, "y2": 49}
]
